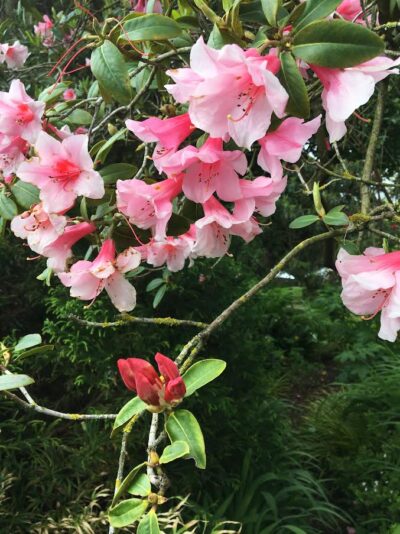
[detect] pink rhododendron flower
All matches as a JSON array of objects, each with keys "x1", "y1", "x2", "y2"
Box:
[
  {"x1": 258, "y1": 116, "x2": 321, "y2": 180},
  {"x1": 312, "y1": 58, "x2": 399, "y2": 142},
  {"x1": 0, "y1": 134, "x2": 28, "y2": 175},
  {"x1": 42, "y1": 221, "x2": 96, "y2": 272},
  {"x1": 163, "y1": 137, "x2": 247, "y2": 203},
  {"x1": 63, "y1": 88, "x2": 76, "y2": 101},
  {"x1": 233, "y1": 176, "x2": 288, "y2": 221},
  {"x1": 138, "y1": 234, "x2": 194, "y2": 272},
  {"x1": 17, "y1": 131, "x2": 105, "y2": 212},
  {"x1": 336, "y1": 247, "x2": 400, "y2": 342},
  {"x1": 34, "y1": 15, "x2": 54, "y2": 47},
  {"x1": 229, "y1": 217, "x2": 262, "y2": 243},
  {"x1": 126, "y1": 113, "x2": 194, "y2": 172},
  {"x1": 118, "y1": 353, "x2": 186, "y2": 409},
  {"x1": 11, "y1": 202, "x2": 67, "y2": 254},
  {"x1": 165, "y1": 37, "x2": 288, "y2": 149},
  {"x1": 58, "y1": 239, "x2": 141, "y2": 312},
  {"x1": 117, "y1": 176, "x2": 182, "y2": 239},
  {"x1": 336, "y1": 0, "x2": 364, "y2": 23},
  {"x1": 0, "y1": 80, "x2": 44, "y2": 143},
  {"x1": 0, "y1": 41, "x2": 29, "y2": 69},
  {"x1": 130, "y1": 0, "x2": 163, "y2": 13}
]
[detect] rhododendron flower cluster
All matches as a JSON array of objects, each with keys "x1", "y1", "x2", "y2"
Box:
[
  {"x1": 0, "y1": 41, "x2": 29, "y2": 70},
  {"x1": 118, "y1": 353, "x2": 186, "y2": 410},
  {"x1": 34, "y1": 15, "x2": 54, "y2": 47}
]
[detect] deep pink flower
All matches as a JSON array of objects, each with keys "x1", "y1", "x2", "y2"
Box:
[
  {"x1": 130, "y1": 0, "x2": 162, "y2": 13},
  {"x1": 257, "y1": 116, "x2": 321, "y2": 180},
  {"x1": 163, "y1": 137, "x2": 247, "y2": 203},
  {"x1": 126, "y1": 113, "x2": 194, "y2": 172},
  {"x1": 118, "y1": 352, "x2": 186, "y2": 408},
  {"x1": 233, "y1": 176, "x2": 288, "y2": 221},
  {"x1": 17, "y1": 131, "x2": 105, "y2": 212},
  {"x1": 58, "y1": 239, "x2": 141, "y2": 311},
  {"x1": 117, "y1": 176, "x2": 182, "y2": 239},
  {"x1": 0, "y1": 41, "x2": 29, "y2": 69},
  {"x1": 63, "y1": 88, "x2": 76, "y2": 101},
  {"x1": 336, "y1": 247, "x2": 400, "y2": 341},
  {"x1": 0, "y1": 80, "x2": 44, "y2": 143},
  {"x1": 0, "y1": 134, "x2": 28, "y2": 175},
  {"x1": 138, "y1": 234, "x2": 194, "y2": 272},
  {"x1": 166, "y1": 37, "x2": 288, "y2": 149},
  {"x1": 336, "y1": 0, "x2": 364, "y2": 23}
]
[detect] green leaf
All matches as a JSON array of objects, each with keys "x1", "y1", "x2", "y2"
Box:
[
  {"x1": 14, "y1": 345, "x2": 54, "y2": 360},
  {"x1": 65, "y1": 109, "x2": 93, "y2": 126},
  {"x1": 146, "y1": 278, "x2": 164, "y2": 292},
  {"x1": 113, "y1": 396, "x2": 147, "y2": 431},
  {"x1": 166, "y1": 409, "x2": 206, "y2": 469},
  {"x1": 280, "y1": 52, "x2": 310, "y2": 119},
  {"x1": 289, "y1": 215, "x2": 320, "y2": 229},
  {"x1": 292, "y1": 20, "x2": 385, "y2": 68},
  {"x1": 261, "y1": 0, "x2": 281, "y2": 26},
  {"x1": 91, "y1": 40, "x2": 132, "y2": 105},
  {"x1": 11, "y1": 181, "x2": 40, "y2": 209},
  {"x1": 207, "y1": 24, "x2": 236, "y2": 49},
  {"x1": 322, "y1": 210, "x2": 349, "y2": 226},
  {"x1": 0, "y1": 374, "x2": 34, "y2": 391},
  {"x1": 113, "y1": 462, "x2": 147, "y2": 503},
  {"x1": 99, "y1": 163, "x2": 137, "y2": 184},
  {"x1": 95, "y1": 128, "x2": 127, "y2": 164},
  {"x1": 127, "y1": 473, "x2": 151, "y2": 497},
  {"x1": 153, "y1": 284, "x2": 167, "y2": 308},
  {"x1": 183, "y1": 359, "x2": 227, "y2": 397},
  {"x1": 0, "y1": 191, "x2": 17, "y2": 220},
  {"x1": 15, "y1": 334, "x2": 42, "y2": 351},
  {"x1": 137, "y1": 510, "x2": 160, "y2": 534},
  {"x1": 38, "y1": 82, "x2": 70, "y2": 105},
  {"x1": 122, "y1": 14, "x2": 182, "y2": 41},
  {"x1": 294, "y1": 0, "x2": 341, "y2": 32},
  {"x1": 159, "y1": 441, "x2": 190, "y2": 464},
  {"x1": 109, "y1": 498, "x2": 148, "y2": 528}
]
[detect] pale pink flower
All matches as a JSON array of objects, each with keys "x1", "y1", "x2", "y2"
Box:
[
  {"x1": 58, "y1": 239, "x2": 141, "y2": 312},
  {"x1": 166, "y1": 37, "x2": 288, "y2": 149},
  {"x1": 336, "y1": 247, "x2": 400, "y2": 342},
  {"x1": 257, "y1": 116, "x2": 321, "y2": 180},
  {"x1": 230, "y1": 218, "x2": 262, "y2": 243},
  {"x1": 131, "y1": 0, "x2": 162, "y2": 13},
  {"x1": 42, "y1": 221, "x2": 96, "y2": 272},
  {"x1": 0, "y1": 80, "x2": 44, "y2": 143},
  {"x1": 312, "y1": 58, "x2": 399, "y2": 142},
  {"x1": 117, "y1": 176, "x2": 182, "y2": 239},
  {"x1": 336, "y1": 0, "x2": 365, "y2": 23},
  {"x1": 163, "y1": 137, "x2": 247, "y2": 203},
  {"x1": 34, "y1": 15, "x2": 54, "y2": 47},
  {"x1": 0, "y1": 41, "x2": 29, "y2": 70},
  {"x1": 138, "y1": 235, "x2": 194, "y2": 272},
  {"x1": 126, "y1": 113, "x2": 194, "y2": 173},
  {"x1": 63, "y1": 88, "x2": 76, "y2": 101},
  {"x1": 233, "y1": 176, "x2": 288, "y2": 221},
  {"x1": 11, "y1": 202, "x2": 67, "y2": 254},
  {"x1": 17, "y1": 131, "x2": 105, "y2": 212},
  {"x1": 0, "y1": 134, "x2": 28, "y2": 175}
]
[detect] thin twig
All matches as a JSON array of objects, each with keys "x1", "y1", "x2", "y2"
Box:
[
  {"x1": 109, "y1": 432, "x2": 129, "y2": 534},
  {"x1": 133, "y1": 144, "x2": 149, "y2": 180},
  {"x1": 69, "y1": 314, "x2": 208, "y2": 329},
  {"x1": 369, "y1": 227, "x2": 400, "y2": 244}
]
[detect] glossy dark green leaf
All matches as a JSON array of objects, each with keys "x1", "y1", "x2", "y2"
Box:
[
  {"x1": 113, "y1": 462, "x2": 147, "y2": 503},
  {"x1": 166, "y1": 409, "x2": 206, "y2": 469},
  {"x1": 65, "y1": 109, "x2": 92, "y2": 125},
  {"x1": 109, "y1": 498, "x2": 148, "y2": 528},
  {"x1": 113, "y1": 396, "x2": 147, "y2": 431},
  {"x1": 294, "y1": 0, "x2": 341, "y2": 31},
  {"x1": 127, "y1": 473, "x2": 151, "y2": 497},
  {"x1": 183, "y1": 359, "x2": 227, "y2": 397},
  {"x1": 0, "y1": 191, "x2": 17, "y2": 220},
  {"x1": 137, "y1": 510, "x2": 160, "y2": 534},
  {"x1": 159, "y1": 441, "x2": 190, "y2": 464},
  {"x1": 95, "y1": 128, "x2": 127, "y2": 164},
  {"x1": 292, "y1": 20, "x2": 385, "y2": 68},
  {"x1": 11, "y1": 181, "x2": 40, "y2": 209},
  {"x1": 280, "y1": 52, "x2": 310, "y2": 118},
  {"x1": 289, "y1": 215, "x2": 320, "y2": 229},
  {"x1": 261, "y1": 0, "x2": 281, "y2": 26},
  {"x1": 122, "y1": 14, "x2": 182, "y2": 41},
  {"x1": 322, "y1": 210, "x2": 349, "y2": 226}
]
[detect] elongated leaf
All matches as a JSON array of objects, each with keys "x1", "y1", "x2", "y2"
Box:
[
  {"x1": 15, "y1": 334, "x2": 42, "y2": 351},
  {"x1": 113, "y1": 396, "x2": 147, "y2": 431},
  {"x1": 294, "y1": 0, "x2": 342, "y2": 31},
  {"x1": 280, "y1": 52, "x2": 310, "y2": 119},
  {"x1": 109, "y1": 498, "x2": 148, "y2": 528},
  {"x1": 292, "y1": 20, "x2": 385, "y2": 68},
  {"x1": 122, "y1": 14, "x2": 182, "y2": 41},
  {"x1": 153, "y1": 285, "x2": 167, "y2": 308},
  {"x1": 0, "y1": 192, "x2": 17, "y2": 220},
  {"x1": 0, "y1": 374, "x2": 34, "y2": 391},
  {"x1": 91, "y1": 41, "x2": 132, "y2": 105},
  {"x1": 159, "y1": 441, "x2": 190, "y2": 464},
  {"x1": 261, "y1": 0, "x2": 281, "y2": 26},
  {"x1": 322, "y1": 211, "x2": 349, "y2": 226},
  {"x1": 113, "y1": 462, "x2": 147, "y2": 503},
  {"x1": 127, "y1": 473, "x2": 151, "y2": 497},
  {"x1": 183, "y1": 359, "x2": 227, "y2": 397},
  {"x1": 138, "y1": 510, "x2": 160, "y2": 534},
  {"x1": 166, "y1": 409, "x2": 206, "y2": 469},
  {"x1": 11, "y1": 181, "x2": 40, "y2": 209},
  {"x1": 95, "y1": 128, "x2": 127, "y2": 164},
  {"x1": 65, "y1": 109, "x2": 92, "y2": 126},
  {"x1": 289, "y1": 215, "x2": 319, "y2": 229},
  {"x1": 99, "y1": 163, "x2": 137, "y2": 184}
]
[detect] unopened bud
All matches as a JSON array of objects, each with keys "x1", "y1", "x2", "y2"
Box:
[
  {"x1": 313, "y1": 182, "x2": 325, "y2": 217},
  {"x1": 149, "y1": 451, "x2": 159, "y2": 466},
  {"x1": 148, "y1": 492, "x2": 158, "y2": 504},
  {"x1": 107, "y1": 123, "x2": 118, "y2": 136}
]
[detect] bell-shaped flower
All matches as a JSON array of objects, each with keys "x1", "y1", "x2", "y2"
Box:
[
  {"x1": 17, "y1": 131, "x2": 105, "y2": 212},
  {"x1": 0, "y1": 80, "x2": 44, "y2": 143},
  {"x1": 312, "y1": 58, "x2": 399, "y2": 142},
  {"x1": 58, "y1": 239, "x2": 141, "y2": 312},
  {"x1": 126, "y1": 113, "x2": 194, "y2": 172},
  {"x1": 233, "y1": 176, "x2": 288, "y2": 221},
  {"x1": 0, "y1": 41, "x2": 29, "y2": 69},
  {"x1": 165, "y1": 37, "x2": 288, "y2": 149},
  {"x1": 117, "y1": 176, "x2": 182, "y2": 239},
  {"x1": 10, "y1": 202, "x2": 67, "y2": 254},
  {"x1": 138, "y1": 234, "x2": 194, "y2": 272},
  {"x1": 0, "y1": 133, "x2": 28, "y2": 175},
  {"x1": 118, "y1": 352, "x2": 186, "y2": 409},
  {"x1": 336, "y1": 247, "x2": 400, "y2": 342},
  {"x1": 257, "y1": 116, "x2": 321, "y2": 181},
  {"x1": 163, "y1": 137, "x2": 247, "y2": 204}
]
